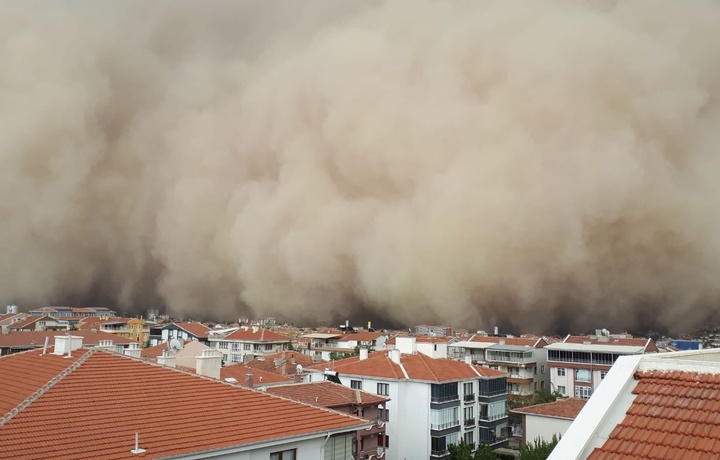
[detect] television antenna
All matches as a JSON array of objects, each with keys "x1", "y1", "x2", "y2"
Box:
[{"x1": 168, "y1": 338, "x2": 184, "y2": 353}]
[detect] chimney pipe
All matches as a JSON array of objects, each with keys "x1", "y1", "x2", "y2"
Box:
[
  {"x1": 360, "y1": 347, "x2": 369, "y2": 361},
  {"x1": 245, "y1": 369, "x2": 254, "y2": 388},
  {"x1": 389, "y1": 349, "x2": 401, "y2": 364}
]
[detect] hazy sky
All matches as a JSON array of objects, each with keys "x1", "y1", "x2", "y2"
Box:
[{"x1": 2, "y1": 0, "x2": 720, "y2": 334}]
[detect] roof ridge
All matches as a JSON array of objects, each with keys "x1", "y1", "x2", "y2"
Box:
[
  {"x1": 417, "y1": 353, "x2": 439, "y2": 381},
  {"x1": 0, "y1": 348, "x2": 96, "y2": 427}
]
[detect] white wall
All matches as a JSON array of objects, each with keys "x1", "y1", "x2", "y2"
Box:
[
  {"x1": 172, "y1": 435, "x2": 340, "y2": 459},
  {"x1": 524, "y1": 415, "x2": 571, "y2": 445}
]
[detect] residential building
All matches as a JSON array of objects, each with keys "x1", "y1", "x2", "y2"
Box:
[
  {"x1": 0, "y1": 330, "x2": 137, "y2": 356},
  {"x1": 546, "y1": 331, "x2": 658, "y2": 400},
  {"x1": 449, "y1": 335, "x2": 549, "y2": 400},
  {"x1": 8, "y1": 315, "x2": 63, "y2": 332},
  {"x1": 245, "y1": 350, "x2": 315, "y2": 377},
  {"x1": 510, "y1": 398, "x2": 586, "y2": 446},
  {"x1": 265, "y1": 381, "x2": 390, "y2": 460},
  {"x1": 549, "y1": 347, "x2": 720, "y2": 459},
  {"x1": 415, "y1": 325, "x2": 454, "y2": 337},
  {"x1": 221, "y1": 363, "x2": 295, "y2": 388},
  {"x1": 27, "y1": 306, "x2": 117, "y2": 317},
  {"x1": 308, "y1": 344, "x2": 509, "y2": 460},
  {"x1": 337, "y1": 331, "x2": 388, "y2": 350},
  {"x1": 81, "y1": 317, "x2": 150, "y2": 346},
  {"x1": 0, "y1": 335, "x2": 373, "y2": 459},
  {"x1": 148, "y1": 321, "x2": 212, "y2": 346},
  {"x1": 209, "y1": 326, "x2": 291, "y2": 364},
  {"x1": 388, "y1": 336, "x2": 455, "y2": 359},
  {"x1": 141, "y1": 339, "x2": 218, "y2": 369},
  {"x1": 0, "y1": 308, "x2": 28, "y2": 330}
]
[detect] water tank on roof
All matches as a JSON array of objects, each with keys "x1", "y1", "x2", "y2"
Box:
[{"x1": 6, "y1": 305, "x2": 18, "y2": 314}]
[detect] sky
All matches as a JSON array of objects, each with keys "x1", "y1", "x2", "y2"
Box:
[{"x1": 2, "y1": 0, "x2": 720, "y2": 334}]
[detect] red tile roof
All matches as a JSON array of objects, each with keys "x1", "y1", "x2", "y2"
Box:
[
  {"x1": 512, "y1": 398, "x2": 587, "y2": 419},
  {"x1": 222, "y1": 328, "x2": 291, "y2": 342},
  {"x1": 221, "y1": 364, "x2": 293, "y2": 385},
  {"x1": 565, "y1": 335, "x2": 657, "y2": 352},
  {"x1": 174, "y1": 322, "x2": 211, "y2": 339},
  {"x1": 588, "y1": 370, "x2": 720, "y2": 459},
  {"x1": 0, "y1": 331, "x2": 137, "y2": 348},
  {"x1": 141, "y1": 340, "x2": 192, "y2": 358},
  {"x1": 7, "y1": 315, "x2": 55, "y2": 330},
  {"x1": 339, "y1": 331, "x2": 383, "y2": 342},
  {"x1": 0, "y1": 349, "x2": 372, "y2": 459},
  {"x1": 265, "y1": 381, "x2": 388, "y2": 408},
  {"x1": 311, "y1": 351, "x2": 506, "y2": 382},
  {"x1": 245, "y1": 351, "x2": 315, "y2": 376}
]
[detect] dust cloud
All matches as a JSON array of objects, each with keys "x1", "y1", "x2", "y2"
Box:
[{"x1": 2, "y1": 0, "x2": 720, "y2": 334}]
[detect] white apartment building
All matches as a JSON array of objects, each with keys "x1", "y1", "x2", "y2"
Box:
[
  {"x1": 208, "y1": 326, "x2": 291, "y2": 364},
  {"x1": 546, "y1": 331, "x2": 658, "y2": 399},
  {"x1": 308, "y1": 341, "x2": 509, "y2": 460}
]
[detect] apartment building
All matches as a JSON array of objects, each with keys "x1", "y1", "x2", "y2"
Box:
[
  {"x1": 265, "y1": 381, "x2": 390, "y2": 460},
  {"x1": 148, "y1": 321, "x2": 212, "y2": 346},
  {"x1": 0, "y1": 335, "x2": 372, "y2": 459},
  {"x1": 449, "y1": 335, "x2": 549, "y2": 400},
  {"x1": 550, "y1": 348, "x2": 720, "y2": 459},
  {"x1": 546, "y1": 331, "x2": 658, "y2": 399},
  {"x1": 209, "y1": 326, "x2": 291, "y2": 363},
  {"x1": 308, "y1": 343, "x2": 509, "y2": 460}
]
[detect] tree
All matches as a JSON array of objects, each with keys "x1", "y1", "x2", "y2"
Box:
[
  {"x1": 448, "y1": 440, "x2": 497, "y2": 460},
  {"x1": 518, "y1": 434, "x2": 560, "y2": 460}
]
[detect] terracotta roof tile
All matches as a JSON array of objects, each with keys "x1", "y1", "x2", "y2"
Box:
[
  {"x1": 173, "y1": 322, "x2": 211, "y2": 339},
  {"x1": 588, "y1": 370, "x2": 720, "y2": 459},
  {"x1": 245, "y1": 351, "x2": 315, "y2": 376},
  {"x1": 0, "y1": 349, "x2": 371, "y2": 459},
  {"x1": 220, "y1": 363, "x2": 293, "y2": 385},
  {"x1": 338, "y1": 331, "x2": 383, "y2": 342},
  {"x1": 512, "y1": 398, "x2": 586, "y2": 419},
  {"x1": 310, "y1": 351, "x2": 506, "y2": 382},
  {"x1": 0, "y1": 330, "x2": 137, "y2": 348},
  {"x1": 222, "y1": 328, "x2": 291, "y2": 342},
  {"x1": 469, "y1": 335, "x2": 546, "y2": 348},
  {"x1": 264, "y1": 381, "x2": 388, "y2": 408}
]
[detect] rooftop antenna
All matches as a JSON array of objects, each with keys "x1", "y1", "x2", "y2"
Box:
[
  {"x1": 42, "y1": 337, "x2": 49, "y2": 355},
  {"x1": 130, "y1": 433, "x2": 146, "y2": 454},
  {"x1": 296, "y1": 364, "x2": 303, "y2": 374}
]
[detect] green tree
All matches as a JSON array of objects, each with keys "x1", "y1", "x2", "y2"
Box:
[
  {"x1": 518, "y1": 434, "x2": 560, "y2": 460},
  {"x1": 449, "y1": 440, "x2": 497, "y2": 460}
]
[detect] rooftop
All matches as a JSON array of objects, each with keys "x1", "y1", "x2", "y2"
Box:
[
  {"x1": 0, "y1": 348, "x2": 371, "y2": 459},
  {"x1": 512, "y1": 398, "x2": 587, "y2": 420},
  {"x1": 221, "y1": 328, "x2": 291, "y2": 342},
  {"x1": 264, "y1": 381, "x2": 388, "y2": 408}
]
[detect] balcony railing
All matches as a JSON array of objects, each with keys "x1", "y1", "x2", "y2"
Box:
[
  {"x1": 464, "y1": 419, "x2": 476, "y2": 427},
  {"x1": 431, "y1": 420, "x2": 460, "y2": 430},
  {"x1": 431, "y1": 395, "x2": 460, "y2": 404},
  {"x1": 431, "y1": 449, "x2": 449, "y2": 457},
  {"x1": 485, "y1": 351, "x2": 535, "y2": 364},
  {"x1": 463, "y1": 394, "x2": 476, "y2": 403},
  {"x1": 478, "y1": 413, "x2": 507, "y2": 422}
]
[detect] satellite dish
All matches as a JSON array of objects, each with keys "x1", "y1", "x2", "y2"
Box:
[
  {"x1": 168, "y1": 338, "x2": 183, "y2": 352},
  {"x1": 296, "y1": 364, "x2": 303, "y2": 374}
]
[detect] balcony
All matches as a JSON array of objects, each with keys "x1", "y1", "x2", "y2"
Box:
[
  {"x1": 464, "y1": 418, "x2": 476, "y2": 428},
  {"x1": 463, "y1": 393, "x2": 476, "y2": 403},
  {"x1": 485, "y1": 350, "x2": 535, "y2": 365},
  {"x1": 431, "y1": 395, "x2": 460, "y2": 404},
  {"x1": 431, "y1": 449, "x2": 449, "y2": 457},
  {"x1": 431, "y1": 420, "x2": 460, "y2": 430}
]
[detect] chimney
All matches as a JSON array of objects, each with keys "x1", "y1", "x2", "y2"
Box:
[
  {"x1": 389, "y1": 349, "x2": 401, "y2": 364},
  {"x1": 493, "y1": 326, "x2": 499, "y2": 336},
  {"x1": 396, "y1": 337, "x2": 417, "y2": 354},
  {"x1": 359, "y1": 347, "x2": 369, "y2": 361},
  {"x1": 124, "y1": 343, "x2": 141, "y2": 359},
  {"x1": 196, "y1": 349, "x2": 222, "y2": 379},
  {"x1": 252, "y1": 326, "x2": 258, "y2": 334},
  {"x1": 157, "y1": 350, "x2": 176, "y2": 368},
  {"x1": 294, "y1": 373, "x2": 302, "y2": 383},
  {"x1": 464, "y1": 354, "x2": 472, "y2": 365},
  {"x1": 499, "y1": 339, "x2": 505, "y2": 345},
  {"x1": 53, "y1": 335, "x2": 83, "y2": 356},
  {"x1": 245, "y1": 369, "x2": 254, "y2": 388},
  {"x1": 346, "y1": 319, "x2": 350, "y2": 330}
]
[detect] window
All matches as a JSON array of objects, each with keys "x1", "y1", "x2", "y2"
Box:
[
  {"x1": 463, "y1": 382, "x2": 475, "y2": 401},
  {"x1": 270, "y1": 448, "x2": 296, "y2": 460},
  {"x1": 431, "y1": 407, "x2": 459, "y2": 430},
  {"x1": 218, "y1": 342, "x2": 228, "y2": 349},
  {"x1": 540, "y1": 381, "x2": 545, "y2": 389},
  {"x1": 231, "y1": 343, "x2": 240, "y2": 351},
  {"x1": 478, "y1": 377, "x2": 507, "y2": 397},
  {"x1": 575, "y1": 369, "x2": 591, "y2": 383},
  {"x1": 575, "y1": 386, "x2": 593, "y2": 399},
  {"x1": 464, "y1": 406, "x2": 474, "y2": 427},
  {"x1": 265, "y1": 344, "x2": 273, "y2": 351},
  {"x1": 378, "y1": 407, "x2": 389, "y2": 422},
  {"x1": 464, "y1": 431, "x2": 474, "y2": 449},
  {"x1": 231, "y1": 355, "x2": 241, "y2": 363},
  {"x1": 377, "y1": 383, "x2": 389, "y2": 396},
  {"x1": 541, "y1": 365, "x2": 545, "y2": 374},
  {"x1": 558, "y1": 385, "x2": 566, "y2": 395},
  {"x1": 431, "y1": 382, "x2": 459, "y2": 402},
  {"x1": 378, "y1": 435, "x2": 390, "y2": 448},
  {"x1": 350, "y1": 380, "x2": 362, "y2": 390},
  {"x1": 557, "y1": 368, "x2": 565, "y2": 376},
  {"x1": 600, "y1": 371, "x2": 608, "y2": 380},
  {"x1": 244, "y1": 343, "x2": 251, "y2": 350}
]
